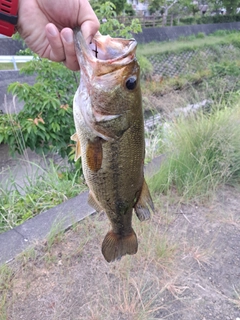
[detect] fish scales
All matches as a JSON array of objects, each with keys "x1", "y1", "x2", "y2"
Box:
[{"x1": 72, "y1": 28, "x2": 154, "y2": 262}]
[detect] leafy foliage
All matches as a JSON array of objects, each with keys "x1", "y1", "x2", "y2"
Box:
[
  {"x1": 95, "y1": 1, "x2": 141, "y2": 38},
  {"x1": 222, "y1": 0, "x2": 239, "y2": 14},
  {"x1": 6, "y1": 57, "x2": 78, "y2": 159},
  {"x1": 124, "y1": 2, "x2": 135, "y2": 16},
  {"x1": 91, "y1": 0, "x2": 126, "y2": 15}
]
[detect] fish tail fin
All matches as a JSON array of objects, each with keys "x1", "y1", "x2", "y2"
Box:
[{"x1": 101, "y1": 229, "x2": 138, "y2": 263}]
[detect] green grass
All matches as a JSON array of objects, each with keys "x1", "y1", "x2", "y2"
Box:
[
  {"x1": 0, "y1": 63, "x2": 26, "y2": 70},
  {"x1": 137, "y1": 31, "x2": 240, "y2": 56},
  {"x1": 149, "y1": 102, "x2": 240, "y2": 200},
  {"x1": 0, "y1": 160, "x2": 86, "y2": 233}
]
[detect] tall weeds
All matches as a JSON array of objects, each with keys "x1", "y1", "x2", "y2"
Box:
[{"x1": 149, "y1": 103, "x2": 240, "y2": 200}]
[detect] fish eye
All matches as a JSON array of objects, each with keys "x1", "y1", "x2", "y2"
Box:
[{"x1": 126, "y1": 77, "x2": 137, "y2": 90}]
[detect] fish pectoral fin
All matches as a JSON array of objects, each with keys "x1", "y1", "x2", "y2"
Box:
[
  {"x1": 134, "y1": 179, "x2": 154, "y2": 222},
  {"x1": 102, "y1": 229, "x2": 138, "y2": 263},
  {"x1": 86, "y1": 137, "x2": 103, "y2": 172},
  {"x1": 88, "y1": 191, "x2": 103, "y2": 213},
  {"x1": 71, "y1": 133, "x2": 81, "y2": 161}
]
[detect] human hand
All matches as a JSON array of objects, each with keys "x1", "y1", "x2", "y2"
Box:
[{"x1": 17, "y1": 0, "x2": 100, "y2": 70}]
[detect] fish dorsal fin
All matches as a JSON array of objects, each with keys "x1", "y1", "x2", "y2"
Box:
[
  {"x1": 88, "y1": 191, "x2": 103, "y2": 213},
  {"x1": 134, "y1": 179, "x2": 154, "y2": 222},
  {"x1": 71, "y1": 133, "x2": 81, "y2": 161}
]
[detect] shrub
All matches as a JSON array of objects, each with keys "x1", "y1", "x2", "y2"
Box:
[
  {"x1": 7, "y1": 57, "x2": 78, "y2": 159},
  {"x1": 196, "y1": 32, "x2": 205, "y2": 39},
  {"x1": 196, "y1": 14, "x2": 240, "y2": 24},
  {"x1": 179, "y1": 16, "x2": 196, "y2": 25}
]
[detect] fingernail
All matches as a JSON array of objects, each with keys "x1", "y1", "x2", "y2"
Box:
[
  {"x1": 62, "y1": 30, "x2": 73, "y2": 43},
  {"x1": 47, "y1": 24, "x2": 58, "y2": 37}
]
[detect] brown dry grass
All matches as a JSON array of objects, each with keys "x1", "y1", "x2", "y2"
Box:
[{"x1": 0, "y1": 186, "x2": 240, "y2": 320}]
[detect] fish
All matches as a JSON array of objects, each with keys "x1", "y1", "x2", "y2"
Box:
[{"x1": 72, "y1": 27, "x2": 154, "y2": 263}]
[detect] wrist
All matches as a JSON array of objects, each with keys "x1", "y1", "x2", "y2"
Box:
[{"x1": 0, "y1": 0, "x2": 18, "y2": 37}]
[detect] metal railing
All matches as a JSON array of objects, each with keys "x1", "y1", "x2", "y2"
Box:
[{"x1": 0, "y1": 55, "x2": 34, "y2": 70}]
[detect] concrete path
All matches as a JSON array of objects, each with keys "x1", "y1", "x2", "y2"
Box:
[{"x1": 0, "y1": 191, "x2": 95, "y2": 264}]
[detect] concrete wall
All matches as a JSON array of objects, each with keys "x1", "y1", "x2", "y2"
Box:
[
  {"x1": 0, "y1": 38, "x2": 25, "y2": 55},
  {"x1": 133, "y1": 22, "x2": 240, "y2": 43},
  {"x1": 0, "y1": 71, "x2": 36, "y2": 113},
  {"x1": 1, "y1": 22, "x2": 240, "y2": 53}
]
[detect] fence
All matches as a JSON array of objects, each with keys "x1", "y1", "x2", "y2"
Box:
[
  {"x1": 117, "y1": 15, "x2": 177, "y2": 28},
  {"x1": 0, "y1": 56, "x2": 34, "y2": 70},
  {"x1": 145, "y1": 44, "x2": 240, "y2": 78}
]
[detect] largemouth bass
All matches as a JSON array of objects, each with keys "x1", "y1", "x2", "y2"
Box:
[{"x1": 72, "y1": 28, "x2": 154, "y2": 263}]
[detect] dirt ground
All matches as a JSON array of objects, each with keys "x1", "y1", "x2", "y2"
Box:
[{"x1": 1, "y1": 184, "x2": 240, "y2": 320}]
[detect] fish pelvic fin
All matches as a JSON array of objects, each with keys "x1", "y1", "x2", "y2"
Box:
[
  {"x1": 71, "y1": 133, "x2": 81, "y2": 161},
  {"x1": 102, "y1": 229, "x2": 138, "y2": 263},
  {"x1": 134, "y1": 179, "x2": 154, "y2": 222}
]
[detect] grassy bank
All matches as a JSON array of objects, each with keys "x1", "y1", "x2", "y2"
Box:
[
  {"x1": 137, "y1": 30, "x2": 240, "y2": 56},
  {"x1": 0, "y1": 30, "x2": 240, "y2": 320},
  {"x1": 148, "y1": 103, "x2": 240, "y2": 201},
  {"x1": 1, "y1": 29, "x2": 240, "y2": 233},
  {"x1": 0, "y1": 160, "x2": 86, "y2": 234},
  {"x1": 0, "y1": 63, "x2": 26, "y2": 71},
  {"x1": 140, "y1": 30, "x2": 240, "y2": 117}
]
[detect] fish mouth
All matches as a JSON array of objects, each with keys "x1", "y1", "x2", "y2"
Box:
[{"x1": 74, "y1": 27, "x2": 137, "y2": 76}]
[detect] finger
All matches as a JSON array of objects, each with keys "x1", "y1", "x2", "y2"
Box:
[
  {"x1": 61, "y1": 28, "x2": 80, "y2": 71},
  {"x1": 81, "y1": 20, "x2": 100, "y2": 45},
  {"x1": 45, "y1": 23, "x2": 65, "y2": 62},
  {"x1": 79, "y1": 0, "x2": 100, "y2": 44}
]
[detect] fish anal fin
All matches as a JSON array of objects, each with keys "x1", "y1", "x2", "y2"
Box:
[
  {"x1": 86, "y1": 137, "x2": 103, "y2": 172},
  {"x1": 134, "y1": 179, "x2": 154, "y2": 222},
  {"x1": 71, "y1": 133, "x2": 81, "y2": 161},
  {"x1": 102, "y1": 229, "x2": 138, "y2": 263},
  {"x1": 88, "y1": 191, "x2": 103, "y2": 213}
]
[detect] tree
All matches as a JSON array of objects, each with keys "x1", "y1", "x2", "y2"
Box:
[
  {"x1": 91, "y1": 0, "x2": 126, "y2": 15},
  {"x1": 148, "y1": 0, "x2": 180, "y2": 23},
  {"x1": 94, "y1": 2, "x2": 141, "y2": 37},
  {"x1": 148, "y1": 0, "x2": 162, "y2": 14},
  {"x1": 124, "y1": 2, "x2": 135, "y2": 16},
  {"x1": 208, "y1": 0, "x2": 239, "y2": 14},
  {"x1": 222, "y1": 0, "x2": 238, "y2": 14},
  {"x1": 181, "y1": 0, "x2": 200, "y2": 15}
]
